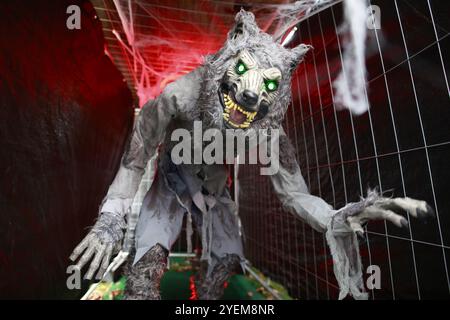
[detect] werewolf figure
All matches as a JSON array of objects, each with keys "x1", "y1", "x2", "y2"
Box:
[{"x1": 70, "y1": 11, "x2": 434, "y2": 300}]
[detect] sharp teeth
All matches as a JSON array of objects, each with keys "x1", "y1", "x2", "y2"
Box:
[
  {"x1": 243, "y1": 111, "x2": 256, "y2": 124},
  {"x1": 222, "y1": 93, "x2": 257, "y2": 129}
]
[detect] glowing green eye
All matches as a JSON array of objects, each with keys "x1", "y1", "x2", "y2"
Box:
[
  {"x1": 235, "y1": 61, "x2": 247, "y2": 75},
  {"x1": 265, "y1": 80, "x2": 278, "y2": 92}
]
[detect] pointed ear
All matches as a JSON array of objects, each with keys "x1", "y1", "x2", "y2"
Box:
[
  {"x1": 289, "y1": 44, "x2": 313, "y2": 72},
  {"x1": 228, "y1": 9, "x2": 260, "y2": 41}
]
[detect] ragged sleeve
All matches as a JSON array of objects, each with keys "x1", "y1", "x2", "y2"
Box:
[{"x1": 269, "y1": 127, "x2": 368, "y2": 300}]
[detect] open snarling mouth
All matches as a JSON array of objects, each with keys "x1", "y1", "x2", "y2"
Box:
[{"x1": 220, "y1": 92, "x2": 257, "y2": 129}]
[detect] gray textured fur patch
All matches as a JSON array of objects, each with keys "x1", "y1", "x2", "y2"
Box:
[
  {"x1": 195, "y1": 254, "x2": 241, "y2": 300},
  {"x1": 123, "y1": 244, "x2": 168, "y2": 300}
]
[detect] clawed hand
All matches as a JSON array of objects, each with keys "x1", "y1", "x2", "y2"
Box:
[{"x1": 341, "y1": 191, "x2": 435, "y2": 238}]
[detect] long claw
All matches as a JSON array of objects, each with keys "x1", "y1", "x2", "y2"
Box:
[
  {"x1": 76, "y1": 245, "x2": 95, "y2": 272},
  {"x1": 85, "y1": 245, "x2": 105, "y2": 280},
  {"x1": 416, "y1": 204, "x2": 435, "y2": 222},
  {"x1": 416, "y1": 208, "x2": 427, "y2": 219},
  {"x1": 70, "y1": 234, "x2": 91, "y2": 261},
  {"x1": 95, "y1": 245, "x2": 112, "y2": 280},
  {"x1": 363, "y1": 207, "x2": 405, "y2": 227},
  {"x1": 400, "y1": 217, "x2": 409, "y2": 229}
]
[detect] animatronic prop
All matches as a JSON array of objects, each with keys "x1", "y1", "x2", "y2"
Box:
[{"x1": 70, "y1": 10, "x2": 434, "y2": 300}]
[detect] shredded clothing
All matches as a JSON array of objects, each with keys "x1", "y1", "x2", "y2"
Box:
[{"x1": 133, "y1": 153, "x2": 244, "y2": 271}]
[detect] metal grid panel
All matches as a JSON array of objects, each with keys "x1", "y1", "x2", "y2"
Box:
[{"x1": 238, "y1": 0, "x2": 450, "y2": 299}]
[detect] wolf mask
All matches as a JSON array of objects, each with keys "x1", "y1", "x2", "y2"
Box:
[{"x1": 198, "y1": 10, "x2": 312, "y2": 132}]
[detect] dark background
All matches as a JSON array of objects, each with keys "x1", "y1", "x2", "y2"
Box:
[
  {"x1": 0, "y1": 0, "x2": 133, "y2": 298},
  {"x1": 239, "y1": 0, "x2": 450, "y2": 299}
]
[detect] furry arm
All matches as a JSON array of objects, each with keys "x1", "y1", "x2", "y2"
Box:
[{"x1": 269, "y1": 128, "x2": 340, "y2": 232}]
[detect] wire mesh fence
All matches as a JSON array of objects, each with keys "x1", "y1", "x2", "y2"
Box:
[{"x1": 238, "y1": 0, "x2": 450, "y2": 300}]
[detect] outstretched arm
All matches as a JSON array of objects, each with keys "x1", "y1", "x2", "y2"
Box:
[{"x1": 269, "y1": 128, "x2": 434, "y2": 299}]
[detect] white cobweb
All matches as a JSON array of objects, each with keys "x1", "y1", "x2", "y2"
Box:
[
  {"x1": 104, "y1": 0, "x2": 369, "y2": 114},
  {"x1": 332, "y1": 0, "x2": 370, "y2": 115}
]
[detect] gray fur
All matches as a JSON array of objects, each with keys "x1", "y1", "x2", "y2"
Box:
[
  {"x1": 195, "y1": 254, "x2": 241, "y2": 300},
  {"x1": 91, "y1": 212, "x2": 126, "y2": 243},
  {"x1": 123, "y1": 244, "x2": 168, "y2": 300}
]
